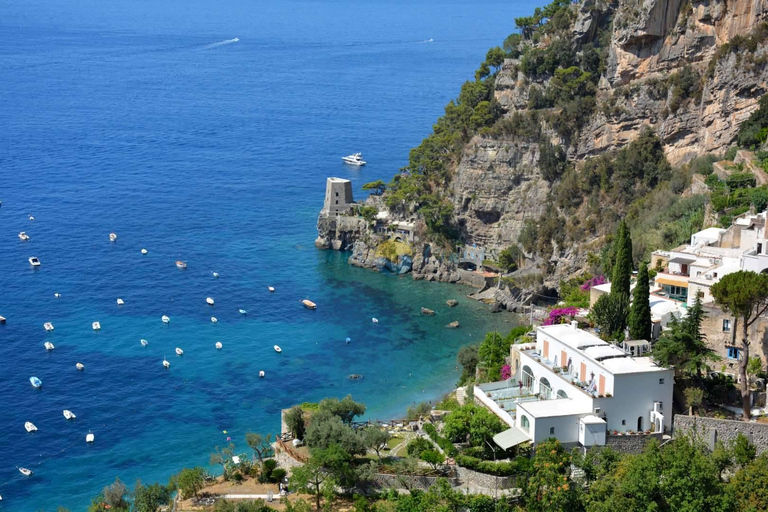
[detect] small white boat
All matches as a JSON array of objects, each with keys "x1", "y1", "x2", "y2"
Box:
[
  {"x1": 206, "y1": 297, "x2": 215, "y2": 305},
  {"x1": 76, "y1": 362, "x2": 84, "y2": 371},
  {"x1": 163, "y1": 357, "x2": 170, "y2": 368},
  {"x1": 211, "y1": 316, "x2": 218, "y2": 323},
  {"x1": 175, "y1": 347, "x2": 184, "y2": 356},
  {"x1": 63, "y1": 410, "x2": 76, "y2": 420},
  {"x1": 372, "y1": 318, "x2": 379, "y2": 324},
  {"x1": 342, "y1": 152, "x2": 367, "y2": 166},
  {"x1": 215, "y1": 341, "x2": 222, "y2": 349},
  {"x1": 18, "y1": 231, "x2": 30, "y2": 241},
  {"x1": 162, "y1": 315, "x2": 170, "y2": 324},
  {"x1": 0, "y1": 315, "x2": 5, "y2": 323},
  {"x1": 212, "y1": 272, "x2": 219, "y2": 278},
  {"x1": 302, "y1": 299, "x2": 317, "y2": 310},
  {"x1": 29, "y1": 256, "x2": 41, "y2": 267},
  {"x1": 109, "y1": 233, "x2": 117, "y2": 242},
  {"x1": 274, "y1": 345, "x2": 282, "y2": 353},
  {"x1": 44, "y1": 341, "x2": 54, "y2": 351},
  {"x1": 92, "y1": 321, "x2": 101, "y2": 331},
  {"x1": 346, "y1": 337, "x2": 351, "y2": 343},
  {"x1": 268, "y1": 286, "x2": 275, "y2": 292},
  {"x1": 140, "y1": 339, "x2": 148, "y2": 347},
  {"x1": 175, "y1": 260, "x2": 187, "y2": 269},
  {"x1": 43, "y1": 322, "x2": 54, "y2": 332},
  {"x1": 28, "y1": 214, "x2": 35, "y2": 221},
  {"x1": 24, "y1": 422, "x2": 37, "y2": 433},
  {"x1": 54, "y1": 292, "x2": 61, "y2": 298},
  {"x1": 19, "y1": 467, "x2": 33, "y2": 476},
  {"x1": 29, "y1": 376, "x2": 42, "y2": 388},
  {"x1": 239, "y1": 309, "x2": 247, "y2": 315},
  {"x1": 86, "y1": 432, "x2": 94, "y2": 443},
  {"x1": 116, "y1": 298, "x2": 124, "y2": 305},
  {"x1": 259, "y1": 370, "x2": 265, "y2": 378},
  {"x1": 141, "y1": 248, "x2": 148, "y2": 255}
]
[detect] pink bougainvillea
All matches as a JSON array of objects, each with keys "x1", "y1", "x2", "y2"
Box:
[
  {"x1": 543, "y1": 307, "x2": 580, "y2": 326},
  {"x1": 501, "y1": 364, "x2": 511, "y2": 380},
  {"x1": 580, "y1": 275, "x2": 606, "y2": 291}
]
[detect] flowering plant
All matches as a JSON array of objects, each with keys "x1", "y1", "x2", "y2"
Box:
[
  {"x1": 501, "y1": 364, "x2": 511, "y2": 380},
  {"x1": 543, "y1": 307, "x2": 580, "y2": 326},
  {"x1": 580, "y1": 275, "x2": 606, "y2": 291}
]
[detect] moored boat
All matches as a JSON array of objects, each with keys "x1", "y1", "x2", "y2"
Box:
[
  {"x1": 43, "y1": 322, "x2": 54, "y2": 332},
  {"x1": 215, "y1": 341, "x2": 222, "y2": 349},
  {"x1": 162, "y1": 315, "x2": 170, "y2": 324},
  {"x1": 259, "y1": 370, "x2": 265, "y2": 378},
  {"x1": 342, "y1": 152, "x2": 367, "y2": 166},
  {"x1": 76, "y1": 362, "x2": 84, "y2": 371},
  {"x1": 239, "y1": 309, "x2": 247, "y2": 315},
  {"x1": 211, "y1": 316, "x2": 218, "y2": 323},
  {"x1": 29, "y1": 376, "x2": 42, "y2": 388},
  {"x1": 18, "y1": 231, "x2": 30, "y2": 241},
  {"x1": 24, "y1": 422, "x2": 37, "y2": 432},
  {"x1": 29, "y1": 256, "x2": 41, "y2": 266},
  {"x1": 92, "y1": 321, "x2": 101, "y2": 331},
  {"x1": 163, "y1": 357, "x2": 170, "y2": 368},
  {"x1": 206, "y1": 297, "x2": 215, "y2": 305},
  {"x1": 116, "y1": 298, "x2": 124, "y2": 305},
  {"x1": 63, "y1": 410, "x2": 76, "y2": 420},
  {"x1": 86, "y1": 432, "x2": 94, "y2": 443},
  {"x1": 140, "y1": 339, "x2": 148, "y2": 346},
  {"x1": 274, "y1": 345, "x2": 282, "y2": 353},
  {"x1": 44, "y1": 341, "x2": 54, "y2": 351},
  {"x1": 19, "y1": 467, "x2": 33, "y2": 476},
  {"x1": 109, "y1": 232, "x2": 117, "y2": 242},
  {"x1": 141, "y1": 248, "x2": 148, "y2": 254},
  {"x1": 268, "y1": 286, "x2": 275, "y2": 292},
  {"x1": 175, "y1": 347, "x2": 184, "y2": 356},
  {"x1": 175, "y1": 260, "x2": 187, "y2": 269},
  {"x1": 301, "y1": 299, "x2": 317, "y2": 310}
]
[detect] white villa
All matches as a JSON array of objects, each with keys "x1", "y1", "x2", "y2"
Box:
[{"x1": 476, "y1": 323, "x2": 673, "y2": 450}]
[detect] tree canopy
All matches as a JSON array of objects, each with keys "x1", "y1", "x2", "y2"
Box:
[{"x1": 628, "y1": 261, "x2": 651, "y2": 341}]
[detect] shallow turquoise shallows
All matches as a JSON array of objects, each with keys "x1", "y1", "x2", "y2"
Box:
[{"x1": 0, "y1": 0, "x2": 539, "y2": 508}]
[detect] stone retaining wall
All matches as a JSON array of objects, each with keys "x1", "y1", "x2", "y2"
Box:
[
  {"x1": 674, "y1": 415, "x2": 768, "y2": 453},
  {"x1": 456, "y1": 466, "x2": 517, "y2": 490},
  {"x1": 604, "y1": 433, "x2": 663, "y2": 454},
  {"x1": 372, "y1": 473, "x2": 459, "y2": 490}
]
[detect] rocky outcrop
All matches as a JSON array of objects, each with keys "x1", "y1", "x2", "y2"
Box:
[{"x1": 315, "y1": 214, "x2": 368, "y2": 251}]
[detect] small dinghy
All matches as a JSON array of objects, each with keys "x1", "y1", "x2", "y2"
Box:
[
  {"x1": 210, "y1": 316, "x2": 218, "y2": 323},
  {"x1": 29, "y1": 376, "x2": 42, "y2": 388},
  {"x1": 44, "y1": 341, "x2": 54, "y2": 351},
  {"x1": 215, "y1": 341, "x2": 222, "y2": 349},
  {"x1": 259, "y1": 370, "x2": 265, "y2": 378},
  {"x1": 206, "y1": 297, "x2": 215, "y2": 305},
  {"x1": 63, "y1": 410, "x2": 76, "y2": 420},
  {"x1": 302, "y1": 299, "x2": 317, "y2": 310},
  {"x1": 116, "y1": 298, "x2": 124, "y2": 305},
  {"x1": 29, "y1": 256, "x2": 41, "y2": 266},
  {"x1": 140, "y1": 339, "x2": 148, "y2": 347},
  {"x1": 28, "y1": 214, "x2": 35, "y2": 221},
  {"x1": 162, "y1": 315, "x2": 170, "y2": 324},
  {"x1": 268, "y1": 286, "x2": 275, "y2": 292},
  {"x1": 19, "y1": 467, "x2": 33, "y2": 476},
  {"x1": 175, "y1": 347, "x2": 184, "y2": 356},
  {"x1": 175, "y1": 260, "x2": 187, "y2": 269},
  {"x1": 274, "y1": 345, "x2": 282, "y2": 353},
  {"x1": 163, "y1": 357, "x2": 170, "y2": 369},
  {"x1": 43, "y1": 322, "x2": 54, "y2": 332},
  {"x1": 25, "y1": 422, "x2": 37, "y2": 433},
  {"x1": 86, "y1": 432, "x2": 94, "y2": 443},
  {"x1": 372, "y1": 318, "x2": 379, "y2": 324},
  {"x1": 0, "y1": 316, "x2": 5, "y2": 324},
  {"x1": 109, "y1": 232, "x2": 117, "y2": 242},
  {"x1": 346, "y1": 337, "x2": 351, "y2": 343},
  {"x1": 141, "y1": 248, "x2": 148, "y2": 254},
  {"x1": 92, "y1": 321, "x2": 101, "y2": 331},
  {"x1": 76, "y1": 362, "x2": 84, "y2": 371},
  {"x1": 18, "y1": 231, "x2": 30, "y2": 241},
  {"x1": 212, "y1": 271, "x2": 219, "y2": 278},
  {"x1": 54, "y1": 292, "x2": 61, "y2": 298},
  {"x1": 239, "y1": 309, "x2": 247, "y2": 315}
]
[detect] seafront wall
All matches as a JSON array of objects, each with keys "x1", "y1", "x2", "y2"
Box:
[{"x1": 673, "y1": 415, "x2": 768, "y2": 454}]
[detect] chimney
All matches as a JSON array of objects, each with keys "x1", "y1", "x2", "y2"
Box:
[{"x1": 571, "y1": 320, "x2": 578, "y2": 330}]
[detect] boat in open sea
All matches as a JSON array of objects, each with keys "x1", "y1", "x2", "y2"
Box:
[
  {"x1": 274, "y1": 345, "x2": 282, "y2": 353},
  {"x1": 342, "y1": 152, "x2": 366, "y2": 166},
  {"x1": 29, "y1": 376, "x2": 42, "y2": 388},
  {"x1": 76, "y1": 362, "x2": 84, "y2": 371},
  {"x1": 29, "y1": 256, "x2": 41, "y2": 266},
  {"x1": 163, "y1": 357, "x2": 170, "y2": 369},
  {"x1": 25, "y1": 422, "x2": 37, "y2": 433},
  {"x1": 18, "y1": 231, "x2": 29, "y2": 241},
  {"x1": 19, "y1": 467, "x2": 32, "y2": 476},
  {"x1": 302, "y1": 299, "x2": 317, "y2": 310},
  {"x1": 85, "y1": 432, "x2": 94, "y2": 443},
  {"x1": 44, "y1": 322, "x2": 54, "y2": 332},
  {"x1": 176, "y1": 260, "x2": 187, "y2": 269},
  {"x1": 175, "y1": 347, "x2": 184, "y2": 356},
  {"x1": 92, "y1": 321, "x2": 101, "y2": 330},
  {"x1": 109, "y1": 232, "x2": 117, "y2": 242},
  {"x1": 206, "y1": 297, "x2": 215, "y2": 305},
  {"x1": 44, "y1": 341, "x2": 54, "y2": 351},
  {"x1": 215, "y1": 341, "x2": 222, "y2": 349},
  {"x1": 162, "y1": 315, "x2": 170, "y2": 324},
  {"x1": 63, "y1": 410, "x2": 76, "y2": 420}
]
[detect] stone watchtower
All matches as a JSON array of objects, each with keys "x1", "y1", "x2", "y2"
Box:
[{"x1": 321, "y1": 177, "x2": 354, "y2": 216}]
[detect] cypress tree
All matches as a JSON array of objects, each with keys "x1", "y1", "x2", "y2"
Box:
[
  {"x1": 612, "y1": 220, "x2": 633, "y2": 298},
  {"x1": 628, "y1": 261, "x2": 651, "y2": 340}
]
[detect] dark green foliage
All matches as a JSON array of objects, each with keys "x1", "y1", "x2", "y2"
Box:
[
  {"x1": 539, "y1": 139, "x2": 568, "y2": 182},
  {"x1": 456, "y1": 343, "x2": 479, "y2": 384},
  {"x1": 628, "y1": 261, "x2": 651, "y2": 340},
  {"x1": 521, "y1": 38, "x2": 576, "y2": 76},
  {"x1": 518, "y1": 219, "x2": 539, "y2": 253},
  {"x1": 245, "y1": 432, "x2": 273, "y2": 465},
  {"x1": 131, "y1": 481, "x2": 173, "y2": 512},
  {"x1": 361, "y1": 180, "x2": 386, "y2": 195},
  {"x1": 213, "y1": 499, "x2": 273, "y2": 512},
  {"x1": 751, "y1": 186, "x2": 768, "y2": 212},
  {"x1": 652, "y1": 295, "x2": 716, "y2": 377},
  {"x1": 284, "y1": 406, "x2": 306, "y2": 440},
  {"x1": 362, "y1": 426, "x2": 390, "y2": 459},
  {"x1": 525, "y1": 439, "x2": 582, "y2": 512},
  {"x1": 726, "y1": 172, "x2": 757, "y2": 189},
  {"x1": 707, "y1": 22, "x2": 768, "y2": 78},
  {"x1": 688, "y1": 153, "x2": 718, "y2": 175},
  {"x1": 405, "y1": 401, "x2": 432, "y2": 421},
  {"x1": 441, "y1": 404, "x2": 504, "y2": 454},
  {"x1": 455, "y1": 454, "x2": 532, "y2": 476},
  {"x1": 591, "y1": 292, "x2": 629, "y2": 341},
  {"x1": 176, "y1": 467, "x2": 205, "y2": 499},
  {"x1": 304, "y1": 409, "x2": 366, "y2": 455},
  {"x1": 477, "y1": 329, "x2": 525, "y2": 381},
  {"x1": 424, "y1": 423, "x2": 458, "y2": 457},
  {"x1": 318, "y1": 394, "x2": 366, "y2": 425},
  {"x1": 406, "y1": 437, "x2": 434, "y2": 458},
  {"x1": 739, "y1": 94, "x2": 768, "y2": 148},
  {"x1": 611, "y1": 220, "x2": 633, "y2": 298},
  {"x1": 667, "y1": 66, "x2": 702, "y2": 113},
  {"x1": 497, "y1": 244, "x2": 523, "y2": 272},
  {"x1": 420, "y1": 450, "x2": 445, "y2": 470}
]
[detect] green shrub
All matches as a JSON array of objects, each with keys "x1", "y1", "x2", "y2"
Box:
[
  {"x1": 424, "y1": 423, "x2": 458, "y2": 457},
  {"x1": 455, "y1": 454, "x2": 532, "y2": 476},
  {"x1": 270, "y1": 468, "x2": 287, "y2": 483},
  {"x1": 406, "y1": 437, "x2": 434, "y2": 458}
]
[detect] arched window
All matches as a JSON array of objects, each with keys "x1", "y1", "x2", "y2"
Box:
[
  {"x1": 556, "y1": 389, "x2": 568, "y2": 399},
  {"x1": 522, "y1": 365, "x2": 535, "y2": 391},
  {"x1": 521, "y1": 415, "x2": 530, "y2": 432},
  {"x1": 539, "y1": 377, "x2": 552, "y2": 400}
]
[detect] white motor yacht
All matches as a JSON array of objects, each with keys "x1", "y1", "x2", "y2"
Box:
[
  {"x1": 63, "y1": 410, "x2": 76, "y2": 420},
  {"x1": 206, "y1": 297, "x2": 215, "y2": 305},
  {"x1": 175, "y1": 347, "x2": 184, "y2": 356},
  {"x1": 116, "y1": 298, "x2": 124, "y2": 305},
  {"x1": 86, "y1": 432, "x2": 94, "y2": 443},
  {"x1": 215, "y1": 341, "x2": 222, "y2": 349},
  {"x1": 19, "y1": 467, "x2": 33, "y2": 476},
  {"x1": 140, "y1": 339, "x2": 148, "y2": 347},
  {"x1": 29, "y1": 256, "x2": 41, "y2": 267},
  {"x1": 43, "y1": 322, "x2": 54, "y2": 332},
  {"x1": 92, "y1": 321, "x2": 101, "y2": 331},
  {"x1": 109, "y1": 233, "x2": 117, "y2": 242},
  {"x1": 18, "y1": 231, "x2": 30, "y2": 241},
  {"x1": 24, "y1": 422, "x2": 37, "y2": 433},
  {"x1": 76, "y1": 362, "x2": 84, "y2": 371},
  {"x1": 162, "y1": 315, "x2": 170, "y2": 324},
  {"x1": 342, "y1": 152, "x2": 367, "y2": 166},
  {"x1": 44, "y1": 341, "x2": 54, "y2": 351}
]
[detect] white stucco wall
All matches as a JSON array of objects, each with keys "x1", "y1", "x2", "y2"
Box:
[
  {"x1": 602, "y1": 371, "x2": 674, "y2": 432},
  {"x1": 531, "y1": 414, "x2": 581, "y2": 444}
]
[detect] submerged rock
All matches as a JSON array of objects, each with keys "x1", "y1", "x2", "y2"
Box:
[
  {"x1": 421, "y1": 307, "x2": 435, "y2": 316},
  {"x1": 446, "y1": 321, "x2": 460, "y2": 329},
  {"x1": 446, "y1": 299, "x2": 458, "y2": 307}
]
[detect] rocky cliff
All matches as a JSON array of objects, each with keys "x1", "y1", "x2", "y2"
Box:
[{"x1": 317, "y1": 0, "x2": 768, "y2": 307}]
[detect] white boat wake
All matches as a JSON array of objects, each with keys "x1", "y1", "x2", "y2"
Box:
[
  {"x1": 205, "y1": 38, "x2": 240, "y2": 49},
  {"x1": 417, "y1": 38, "x2": 434, "y2": 43}
]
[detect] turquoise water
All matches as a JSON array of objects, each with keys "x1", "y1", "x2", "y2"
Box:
[{"x1": 0, "y1": 0, "x2": 536, "y2": 509}]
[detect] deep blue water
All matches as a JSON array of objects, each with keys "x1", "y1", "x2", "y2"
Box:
[{"x1": 0, "y1": 0, "x2": 539, "y2": 509}]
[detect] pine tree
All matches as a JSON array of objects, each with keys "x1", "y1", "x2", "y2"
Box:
[
  {"x1": 611, "y1": 220, "x2": 633, "y2": 298},
  {"x1": 629, "y1": 261, "x2": 651, "y2": 340}
]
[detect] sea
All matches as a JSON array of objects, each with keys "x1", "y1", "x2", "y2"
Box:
[{"x1": 0, "y1": 0, "x2": 541, "y2": 509}]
